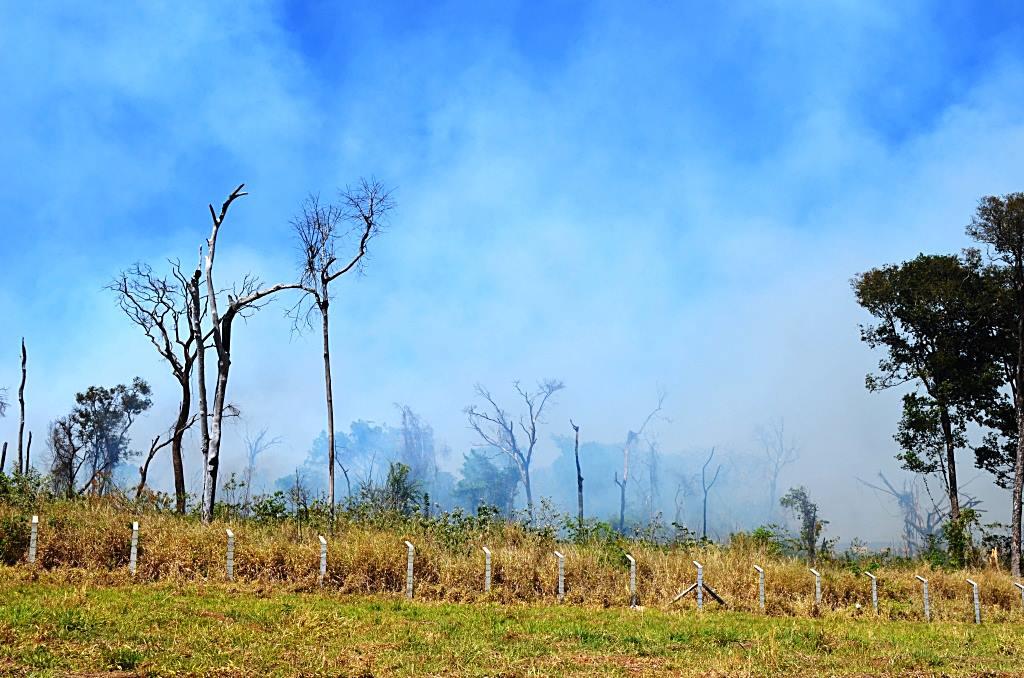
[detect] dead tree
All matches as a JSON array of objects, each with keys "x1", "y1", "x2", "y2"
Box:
[
  {"x1": 110, "y1": 262, "x2": 204, "y2": 513},
  {"x1": 570, "y1": 419, "x2": 583, "y2": 529},
  {"x1": 465, "y1": 380, "x2": 564, "y2": 522},
  {"x1": 136, "y1": 414, "x2": 200, "y2": 499},
  {"x1": 291, "y1": 181, "x2": 393, "y2": 516},
  {"x1": 242, "y1": 427, "x2": 281, "y2": 511},
  {"x1": 17, "y1": 338, "x2": 26, "y2": 474},
  {"x1": 0, "y1": 442, "x2": 6, "y2": 472},
  {"x1": 24, "y1": 431, "x2": 31, "y2": 471},
  {"x1": 196, "y1": 184, "x2": 303, "y2": 523},
  {"x1": 758, "y1": 418, "x2": 798, "y2": 520},
  {"x1": 614, "y1": 391, "x2": 665, "y2": 532},
  {"x1": 701, "y1": 447, "x2": 722, "y2": 540}
]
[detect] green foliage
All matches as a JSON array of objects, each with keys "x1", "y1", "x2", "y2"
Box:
[
  {"x1": 780, "y1": 486, "x2": 827, "y2": 563},
  {"x1": 940, "y1": 508, "x2": 980, "y2": 568},
  {"x1": 251, "y1": 491, "x2": 289, "y2": 523}
]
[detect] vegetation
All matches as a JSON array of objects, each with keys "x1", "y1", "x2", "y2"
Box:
[{"x1": 2, "y1": 492, "x2": 1023, "y2": 623}]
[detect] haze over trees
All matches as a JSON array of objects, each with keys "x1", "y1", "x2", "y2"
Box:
[{"x1": 4, "y1": 183, "x2": 1024, "y2": 577}]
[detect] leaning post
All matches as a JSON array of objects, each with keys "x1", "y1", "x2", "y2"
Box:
[
  {"x1": 554, "y1": 550, "x2": 565, "y2": 602},
  {"x1": 482, "y1": 546, "x2": 492, "y2": 593},
  {"x1": 864, "y1": 572, "x2": 878, "y2": 615},
  {"x1": 625, "y1": 554, "x2": 637, "y2": 607},
  {"x1": 753, "y1": 565, "x2": 765, "y2": 612},
  {"x1": 129, "y1": 521, "x2": 139, "y2": 575},
  {"x1": 405, "y1": 541, "x2": 415, "y2": 600},
  {"x1": 966, "y1": 578, "x2": 981, "y2": 625},
  {"x1": 809, "y1": 568, "x2": 821, "y2": 607},
  {"x1": 915, "y1": 575, "x2": 930, "y2": 621},
  {"x1": 27, "y1": 515, "x2": 38, "y2": 564}
]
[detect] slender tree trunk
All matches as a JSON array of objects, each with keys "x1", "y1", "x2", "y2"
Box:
[
  {"x1": 521, "y1": 462, "x2": 534, "y2": 522},
  {"x1": 0, "y1": 441, "x2": 6, "y2": 473},
  {"x1": 189, "y1": 270, "x2": 212, "y2": 521},
  {"x1": 321, "y1": 302, "x2": 336, "y2": 517},
  {"x1": 17, "y1": 338, "x2": 26, "y2": 474},
  {"x1": 939, "y1": 407, "x2": 961, "y2": 522},
  {"x1": 1012, "y1": 307, "x2": 1024, "y2": 577},
  {"x1": 24, "y1": 431, "x2": 31, "y2": 471},
  {"x1": 618, "y1": 437, "x2": 631, "y2": 533},
  {"x1": 572, "y1": 421, "x2": 583, "y2": 530},
  {"x1": 171, "y1": 377, "x2": 191, "y2": 513},
  {"x1": 204, "y1": 340, "x2": 231, "y2": 521},
  {"x1": 702, "y1": 489, "x2": 708, "y2": 540}
]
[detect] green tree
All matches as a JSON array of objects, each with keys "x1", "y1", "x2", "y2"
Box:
[
  {"x1": 454, "y1": 450, "x2": 519, "y2": 517},
  {"x1": 966, "y1": 192, "x2": 1024, "y2": 577},
  {"x1": 853, "y1": 252, "x2": 1001, "y2": 524},
  {"x1": 780, "y1": 486, "x2": 826, "y2": 563},
  {"x1": 50, "y1": 377, "x2": 152, "y2": 497}
]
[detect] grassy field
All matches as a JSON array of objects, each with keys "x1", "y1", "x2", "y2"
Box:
[{"x1": 2, "y1": 571, "x2": 1023, "y2": 676}]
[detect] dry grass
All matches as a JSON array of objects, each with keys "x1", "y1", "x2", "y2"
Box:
[{"x1": 2, "y1": 500, "x2": 1023, "y2": 623}]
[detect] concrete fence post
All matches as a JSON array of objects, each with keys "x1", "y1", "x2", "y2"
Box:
[
  {"x1": 129, "y1": 521, "x2": 139, "y2": 575},
  {"x1": 693, "y1": 561, "x2": 704, "y2": 610},
  {"x1": 966, "y1": 578, "x2": 981, "y2": 625},
  {"x1": 27, "y1": 515, "x2": 38, "y2": 564},
  {"x1": 405, "y1": 541, "x2": 415, "y2": 600},
  {"x1": 225, "y1": 529, "x2": 235, "y2": 581},
  {"x1": 554, "y1": 550, "x2": 565, "y2": 602},
  {"x1": 625, "y1": 554, "x2": 637, "y2": 607},
  {"x1": 1014, "y1": 582, "x2": 1024, "y2": 609},
  {"x1": 915, "y1": 575, "x2": 930, "y2": 621},
  {"x1": 482, "y1": 546, "x2": 492, "y2": 592},
  {"x1": 864, "y1": 572, "x2": 878, "y2": 615},
  {"x1": 318, "y1": 535, "x2": 327, "y2": 587},
  {"x1": 809, "y1": 568, "x2": 821, "y2": 607},
  {"x1": 753, "y1": 565, "x2": 765, "y2": 612}
]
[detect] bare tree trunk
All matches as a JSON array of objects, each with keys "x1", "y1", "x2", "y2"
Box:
[
  {"x1": 204, "y1": 338, "x2": 231, "y2": 520},
  {"x1": 571, "y1": 420, "x2": 583, "y2": 530},
  {"x1": 171, "y1": 378, "x2": 191, "y2": 513},
  {"x1": 939, "y1": 407, "x2": 961, "y2": 522},
  {"x1": 321, "y1": 302, "x2": 336, "y2": 516},
  {"x1": 1013, "y1": 312, "x2": 1024, "y2": 577},
  {"x1": 523, "y1": 468, "x2": 534, "y2": 521},
  {"x1": 24, "y1": 431, "x2": 31, "y2": 471},
  {"x1": 17, "y1": 338, "x2": 26, "y2": 474},
  {"x1": 189, "y1": 268, "x2": 211, "y2": 520},
  {"x1": 0, "y1": 441, "x2": 6, "y2": 472}
]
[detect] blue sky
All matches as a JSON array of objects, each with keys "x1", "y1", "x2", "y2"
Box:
[{"x1": 2, "y1": 1, "x2": 1024, "y2": 538}]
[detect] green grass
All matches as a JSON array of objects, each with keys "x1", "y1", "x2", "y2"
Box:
[{"x1": 1, "y1": 576, "x2": 1022, "y2": 676}]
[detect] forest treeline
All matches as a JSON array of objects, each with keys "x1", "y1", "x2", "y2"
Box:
[{"x1": 1, "y1": 187, "x2": 1023, "y2": 578}]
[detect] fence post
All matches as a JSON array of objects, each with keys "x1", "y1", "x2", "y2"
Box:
[
  {"x1": 864, "y1": 572, "x2": 878, "y2": 615},
  {"x1": 482, "y1": 546, "x2": 492, "y2": 592},
  {"x1": 625, "y1": 554, "x2": 637, "y2": 607},
  {"x1": 1015, "y1": 582, "x2": 1024, "y2": 609},
  {"x1": 27, "y1": 515, "x2": 38, "y2": 564},
  {"x1": 129, "y1": 521, "x2": 139, "y2": 575},
  {"x1": 693, "y1": 560, "x2": 704, "y2": 610},
  {"x1": 966, "y1": 578, "x2": 981, "y2": 625},
  {"x1": 405, "y1": 541, "x2": 415, "y2": 600},
  {"x1": 809, "y1": 568, "x2": 821, "y2": 607},
  {"x1": 915, "y1": 575, "x2": 930, "y2": 621},
  {"x1": 225, "y1": 529, "x2": 235, "y2": 581},
  {"x1": 318, "y1": 535, "x2": 327, "y2": 587},
  {"x1": 554, "y1": 550, "x2": 565, "y2": 602},
  {"x1": 753, "y1": 565, "x2": 765, "y2": 612}
]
